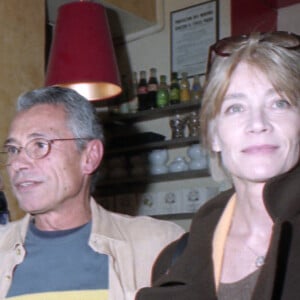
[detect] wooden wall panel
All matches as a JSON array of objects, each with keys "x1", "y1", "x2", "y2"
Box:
[
  {"x1": 104, "y1": 0, "x2": 156, "y2": 22},
  {"x1": 0, "y1": 0, "x2": 45, "y2": 220}
]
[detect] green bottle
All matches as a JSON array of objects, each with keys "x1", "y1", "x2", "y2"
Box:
[{"x1": 156, "y1": 75, "x2": 169, "y2": 108}]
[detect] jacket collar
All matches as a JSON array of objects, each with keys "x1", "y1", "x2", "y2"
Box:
[
  {"x1": 90, "y1": 197, "x2": 124, "y2": 241},
  {"x1": 88, "y1": 197, "x2": 126, "y2": 256},
  {"x1": 0, "y1": 214, "x2": 31, "y2": 251},
  {"x1": 263, "y1": 162, "x2": 300, "y2": 221}
]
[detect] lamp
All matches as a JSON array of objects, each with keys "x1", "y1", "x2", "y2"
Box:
[{"x1": 45, "y1": 1, "x2": 121, "y2": 101}]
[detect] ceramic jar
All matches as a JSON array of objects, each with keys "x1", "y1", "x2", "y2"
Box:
[
  {"x1": 187, "y1": 144, "x2": 207, "y2": 170},
  {"x1": 148, "y1": 149, "x2": 169, "y2": 175},
  {"x1": 168, "y1": 156, "x2": 189, "y2": 173}
]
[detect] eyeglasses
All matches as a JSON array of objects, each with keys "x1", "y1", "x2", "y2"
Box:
[
  {"x1": 0, "y1": 138, "x2": 91, "y2": 166},
  {"x1": 207, "y1": 31, "x2": 300, "y2": 74}
]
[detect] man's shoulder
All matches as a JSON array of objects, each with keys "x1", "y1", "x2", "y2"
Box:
[
  {"x1": 108, "y1": 210, "x2": 184, "y2": 235},
  {"x1": 92, "y1": 202, "x2": 185, "y2": 242}
]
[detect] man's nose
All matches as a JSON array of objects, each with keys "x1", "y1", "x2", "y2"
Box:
[{"x1": 8, "y1": 148, "x2": 31, "y2": 170}]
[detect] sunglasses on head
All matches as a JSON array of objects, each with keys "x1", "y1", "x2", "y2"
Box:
[{"x1": 206, "y1": 31, "x2": 300, "y2": 74}]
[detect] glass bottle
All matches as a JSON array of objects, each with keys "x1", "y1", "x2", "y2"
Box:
[
  {"x1": 128, "y1": 71, "x2": 138, "y2": 113},
  {"x1": 156, "y1": 75, "x2": 169, "y2": 108},
  {"x1": 180, "y1": 72, "x2": 190, "y2": 102},
  {"x1": 137, "y1": 70, "x2": 148, "y2": 111},
  {"x1": 147, "y1": 68, "x2": 158, "y2": 109},
  {"x1": 119, "y1": 74, "x2": 129, "y2": 114},
  {"x1": 169, "y1": 114, "x2": 186, "y2": 139},
  {"x1": 186, "y1": 111, "x2": 201, "y2": 137},
  {"x1": 169, "y1": 72, "x2": 180, "y2": 105},
  {"x1": 191, "y1": 75, "x2": 202, "y2": 102}
]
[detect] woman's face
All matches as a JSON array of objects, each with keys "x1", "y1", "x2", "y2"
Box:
[{"x1": 211, "y1": 62, "x2": 300, "y2": 184}]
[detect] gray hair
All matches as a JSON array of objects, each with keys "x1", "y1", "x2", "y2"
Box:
[{"x1": 17, "y1": 86, "x2": 104, "y2": 191}]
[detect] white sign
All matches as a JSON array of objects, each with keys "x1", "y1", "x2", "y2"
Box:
[{"x1": 171, "y1": 1, "x2": 218, "y2": 77}]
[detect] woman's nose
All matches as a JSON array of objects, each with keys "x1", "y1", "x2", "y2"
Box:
[{"x1": 246, "y1": 109, "x2": 272, "y2": 133}]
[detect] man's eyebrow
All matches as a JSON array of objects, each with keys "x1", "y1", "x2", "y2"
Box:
[
  {"x1": 4, "y1": 138, "x2": 16, "y2": 145},
  {"x1": 4, "y1": 133, "x2": 47, "y2": 145}
]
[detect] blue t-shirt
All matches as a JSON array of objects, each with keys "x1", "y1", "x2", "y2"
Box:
[{"x1": 7, "y1": 221, "x2": 108, "y2": 299}]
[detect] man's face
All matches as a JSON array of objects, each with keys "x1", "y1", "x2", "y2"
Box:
[{"x1": 5, "y1": 104, "x2": 88, "y2": 215}]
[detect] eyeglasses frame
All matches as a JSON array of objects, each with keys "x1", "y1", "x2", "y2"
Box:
[{"x1": 0, "y1": 137, "x2": 92, "y2": 166}]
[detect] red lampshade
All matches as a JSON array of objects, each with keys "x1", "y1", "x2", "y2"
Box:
[{"x1": 45, "y1": 1, "x2": 122, "y2": 101}]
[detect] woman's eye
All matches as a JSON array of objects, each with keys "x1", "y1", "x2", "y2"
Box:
[
  {"x1": 224, "y1": 104, "x2": 244, "y2": 114},
  {"x1": 273, "y1": 99, "x2": 291, "y2": 109}
]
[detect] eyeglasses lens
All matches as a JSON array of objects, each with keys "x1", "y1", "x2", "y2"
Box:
[{"x1": 27, "y1": 139, "x2": 50, "y2": 160}]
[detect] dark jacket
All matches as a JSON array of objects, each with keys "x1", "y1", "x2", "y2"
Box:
[{"x1": 136, "y1": 163, "x2": 300, "y2": 300}]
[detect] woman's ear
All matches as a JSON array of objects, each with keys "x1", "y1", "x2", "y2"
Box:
[
  {"x1": 82, "y1": 140, "x2": 104, "y2": 174},
  {"x1": 211, "y1": 134, "x2": 222, "y2": 152},
  {"x1": 209, "y1": 121, "x2": 222, "y2": 152}
]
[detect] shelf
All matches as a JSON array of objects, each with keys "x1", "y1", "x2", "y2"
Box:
[
  {"x1": 95, "y1": 168, "x2": 210, "y2": 196},
  {"x1": 100, "y1": 101, "x2": 201, "y2": 123},
  {"x1": 106, "y1": 136, "x2": 200, "y2": 155},
  {"x1": 96, "y1": 169, "x2": 210, "y2": 187},
  {"x1": 94, "y1": 99, "x2": 206, "y2": 202}
]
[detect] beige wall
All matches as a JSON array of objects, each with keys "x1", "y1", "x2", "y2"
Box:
[
  {"x1": 277, "y1": 3, "x2": 300, "y2": 34},
  {"x1": 105, "y1": 0, "x2": 156, "y2": 22},
  {"x1": 116, "y1": 0, "x2": 231, "y2": 79},
  {"x1": 0, "y1": 0, "x2": 45, "y2": 220}
]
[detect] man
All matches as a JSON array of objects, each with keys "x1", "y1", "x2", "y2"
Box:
[{"x1": 0, "y1": 86, "x2": 184, "y2": 299}]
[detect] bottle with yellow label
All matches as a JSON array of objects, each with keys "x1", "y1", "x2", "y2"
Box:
[{"x1": 180, "y1": 72, "x2": 190, "y2": 102}]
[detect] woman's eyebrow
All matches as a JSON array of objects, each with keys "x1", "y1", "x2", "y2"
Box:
[{"x1": 223, "y1": 93, "x2": 246, "y2": 101}]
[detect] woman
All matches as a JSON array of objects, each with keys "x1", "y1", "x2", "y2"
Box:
[{"x1": 136, "y1": 32, "x2": 300, "y2": 299}]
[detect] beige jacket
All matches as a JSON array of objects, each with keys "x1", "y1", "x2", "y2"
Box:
[{"x1": 0, "y1": 198, "x2": 184, "y2": 300}]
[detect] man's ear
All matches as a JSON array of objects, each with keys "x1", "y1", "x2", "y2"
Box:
[{"x1": 82, "y1": 140, "x2": 104, "y2": 174}]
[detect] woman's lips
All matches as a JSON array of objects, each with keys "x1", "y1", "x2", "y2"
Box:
[{"x1": 242, "y1": 144, "x2": 278, "y2": 154}]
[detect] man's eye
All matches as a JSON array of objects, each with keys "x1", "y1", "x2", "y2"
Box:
[
  {"x1": 34, "y1": 141, "x2": 48, "y2": 149},
  {"x1": 5, "y1": 145, "x2": 19, "y2": 155}
]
